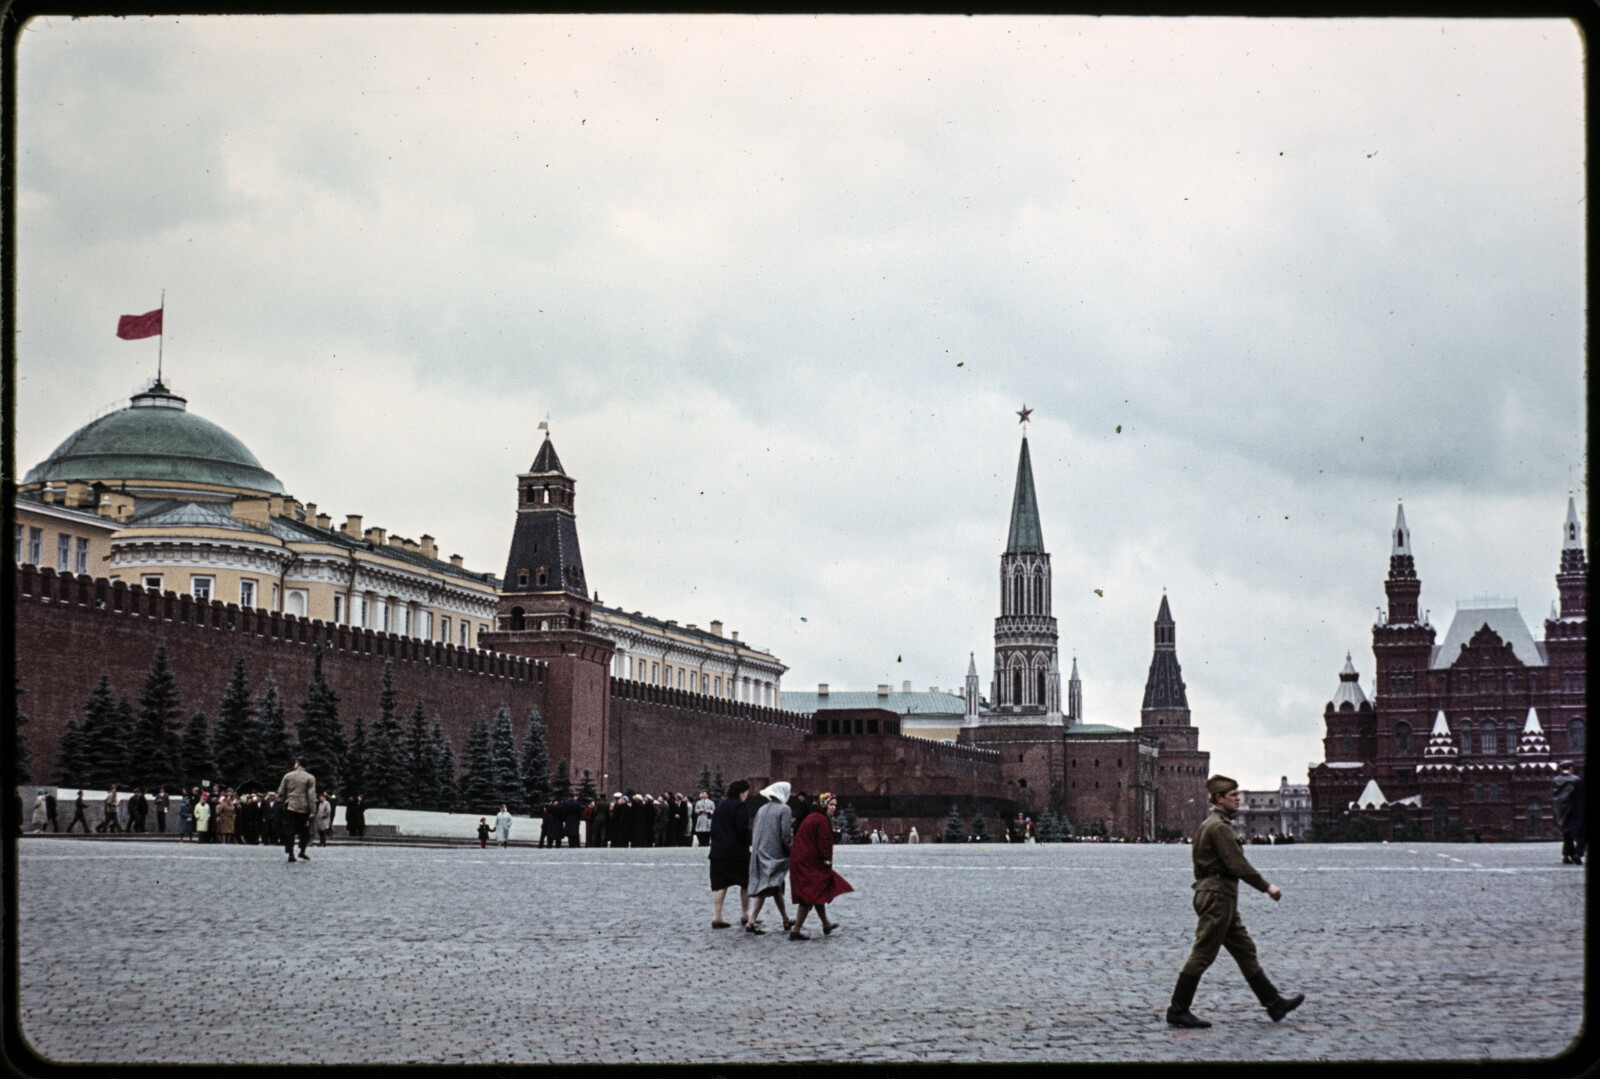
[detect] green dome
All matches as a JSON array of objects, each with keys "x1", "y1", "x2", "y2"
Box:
[{"x1": 23, "y1": 382, "x2": 285, "y2": 495}]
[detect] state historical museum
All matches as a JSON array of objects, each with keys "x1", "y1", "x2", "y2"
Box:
[{"x1": 1308, "y1": 499, "x2": 1588, "y2": 840}]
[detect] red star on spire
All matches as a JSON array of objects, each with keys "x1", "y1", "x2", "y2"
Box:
[{"x1": 1017, "y1": 404, "x2": 1033, "y2": 424}]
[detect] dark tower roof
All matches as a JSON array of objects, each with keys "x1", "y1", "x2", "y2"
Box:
[
  {"x1": 1006, "y1": 436, "x2": 1045, "y2": 554},
  {"x1": 530, "y1": 434, "x2": 565, "y2": 475},
  {"x1": 1142, "y1": 594, "x2": 1188, "y2": 710}
]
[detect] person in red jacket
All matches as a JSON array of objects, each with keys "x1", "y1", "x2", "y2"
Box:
[{"x1": 788, "y1": 793, "x2": 853, "y2": 940}]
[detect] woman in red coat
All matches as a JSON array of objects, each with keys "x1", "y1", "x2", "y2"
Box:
[{"x1": 789, "y1": 793, "x2": 853, "y2": 940}]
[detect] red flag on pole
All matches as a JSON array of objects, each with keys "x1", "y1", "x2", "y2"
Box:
[{"x1": 116, "y1": 308, "x2": 163, "y2": 340}]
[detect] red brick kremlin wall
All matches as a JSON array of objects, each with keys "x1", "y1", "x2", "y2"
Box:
[
  {"x1": 12, "y1": 567, "x2": 548, "y2": 784},
  {"x1": 606, "y1": 677, "x2": 810, "y2": 796}
]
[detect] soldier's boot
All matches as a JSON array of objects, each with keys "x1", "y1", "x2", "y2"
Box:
[
  {"x1": 1165, "y1": 973, "x2": 1211, "y2": 1028},
  {"x1": 1245, "y1": 971, "x2": 1304, "y2": 1022}
]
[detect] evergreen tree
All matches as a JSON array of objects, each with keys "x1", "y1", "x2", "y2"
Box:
[
  {"x1": 576, "y1": 769, "x2": 598, "y2": 804},
  {"x1": 551, "y1": 758, "x2": 571, "y2": 801},
  {"x1": 61, "y1": 675, "x2": 107, "y2": 785},
  {"x1": 841, "y1": 803, "x2": 862, "y2": 843},
  {"x1": 1035, "y1": 808, "x2": 1061, "y2": 843},
  {"x1": 129, "y1": 644, "x2": 183, "y2": 790},
  {"x1": 109, "y1": 699, "x2": 136, "y2": 786},
  {"x1": 13, "y1": 673, "x2": 32, "y2": 784},
  {"x1": 430, "y1": 719, "x2": 458, "y2": 811},
  {"x1": 519, "y1": 710, "x2": 552, "y2": 813},
  {"x1": 255, "y1": 673, "x2": 293, "y2": 786},
  {"x1": 968, "y1": 813, "x2": 989, "y2": 843},
  {"x1": 295, "y1": 649, "x2": 346, "y2": 789},
  {"x1": 403, "y1": 698, "x2": 431, "y2": 810},
  {"x1": 941, "y1": 804, "x2": 965, "y2": 843},
  {"x1": 713, "y1": 770, "x2": 725, "y2": 798},
  {"x1": 179, "y1": 711, "x2": 216, "y2": 789},
  {"x1": 365, "y1": 662, "x2": 407, "y2": 808},
  {"x1": 488, "y1": 706, "x2": 521, "y2": 810},
  {"x1": 696, "y1": 763, "x2": 714, "y2": 797},
  {"x1": 75, "y1": 677, "x2": 126, "y2": 788},
  {"x1": 55, "y1": 718, "x2": 85, "y2": 787},
  {"x1": 211, "y1": 655, "x2": 259, "y2": 790},
  {"x1": 345, "y1": 714, "x2": 368, "y2": 798},
  {"x1": 459, "y1": 716, "x2": 498, "y2": 814}
]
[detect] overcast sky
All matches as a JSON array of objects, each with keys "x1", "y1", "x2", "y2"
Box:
[{"x1": 13, "y1": 16, "x2": 1586, "y2": 791}]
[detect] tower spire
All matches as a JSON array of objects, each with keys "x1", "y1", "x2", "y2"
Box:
[
  {"x1": 1384, "y1": 500, "x2": 1421, "y2": 625},
  {"x1": 1006, "y1": 435, "x2": 1045, "y2": 554}
]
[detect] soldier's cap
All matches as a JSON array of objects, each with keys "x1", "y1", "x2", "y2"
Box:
[
  {"x1": 1559, "y1": 761, "x2": 1574, "y2": 770},
  {"x1": 1206, "y1": 775, "x2": 1239, "y2": 797}
]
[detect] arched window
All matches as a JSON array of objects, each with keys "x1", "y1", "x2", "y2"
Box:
[
  {"x1": 1395, "y1": 721, "x2": 1411, "y2": 755},
  {"x1": 1037, "y1": 669, "x2": 1046, "y2": 707},
  {"x1": 1506, "y1": 723, "x2": 1520, "y2": 756},
  {"x1": 535, "y1": 566, "x2": 549, "y2": 587},
  {"x1": 1526, "y1": 802, "x2": 1543, "y2": 840},
  {"x1": 509, "y1": 606, "x2": 525, "y2": 631},
  {"x1": 1033, "y1": 576, "x2": 1043, "y2": 613},
  {"x1": 517, "y1": 568, "x2": 530, "y2": 587},
  {"x1": 1013, "y1": 668, "x2": 1023, "y2": 704},
  {"x1": 1013, "y1": 576, "x2": 1024, "y2": 613},
  {"x1": 1570, "y1": 718, "x2": 1585, "y2": 752},
  {"x1": 1458, "y1": 721, "x2": 1472, "y2": 755},
  {"x1": 1481, "y1": 726, "x2": 1497, "y2": 756}
]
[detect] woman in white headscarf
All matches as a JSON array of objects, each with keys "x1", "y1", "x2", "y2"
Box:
[{"x1": 745, "y1": 781, "x2": 795, "y2": 934}]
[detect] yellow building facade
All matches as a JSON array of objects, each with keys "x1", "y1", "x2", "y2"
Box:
[{"x1": 16, "y1": 380, "x2": 498, "y2": 646}]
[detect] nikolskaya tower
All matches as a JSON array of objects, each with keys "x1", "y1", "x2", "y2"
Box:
[{"x1": 989, "y1": 408, "x2": 1063, "y2": 722}]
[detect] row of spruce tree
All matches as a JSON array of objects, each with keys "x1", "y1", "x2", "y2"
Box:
[{"x1": 45, "y1": 644, "x2": 588, "y2": 816}]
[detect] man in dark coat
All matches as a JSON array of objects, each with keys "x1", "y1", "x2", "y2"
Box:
[
  {"x1": 128, "y1": 789, "x2": 149, "y2": 833},
  {"x1": 608, "y1": 795, "x2": 628, "y2": 848},
  {"x1": 631, "y1": 796, "x2": 655, "y2": 848},
  {"x1": 561, "y1": 796, "x2": 582, "y2": 848},
  {"x1": 673, "y1": 793, "x2": 692, "y2": 846},
  {"x1": 1166, "y1": 774, "x2": 1304, "y2": 1029},
  {"x1": 1553, "y1": 761, "x2": 1585, "y2": 865},
  {"x1": 346, "y1": 795, "x2": 365, "y2": 839},
  {"x1": 66, "y1": 791, "x2": 90, "y2": 833},
  {"x1": 152, "y1": 789, "x2": 168, "y2": 834},
  {"x1": 707, "y1": 779, "x2": 752, "y2": 929},
  {"x1": 44, "y1": 790, "x2": 59, "y2": 832}
]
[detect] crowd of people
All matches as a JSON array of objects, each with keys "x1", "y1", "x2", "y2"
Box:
[{"x1": 26, "y1": 782, "x2": 369, "y2": 847}]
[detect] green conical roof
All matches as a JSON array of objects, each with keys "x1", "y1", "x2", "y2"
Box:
[{"x1": 1006, "y1": 436, "x2": 1045, "y2": 554}]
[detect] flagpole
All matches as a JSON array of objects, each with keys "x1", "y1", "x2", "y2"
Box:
[{"x1": 157, "y1": 289, "x2": 165, "y2": 385}]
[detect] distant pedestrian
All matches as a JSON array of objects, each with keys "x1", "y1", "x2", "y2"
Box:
[
  {"x1": 194, "y1": 795, "x2": 212, "y2": 842},
  {"x1": 908, "y1": 826, "x2": 919, "y2": 844},
  {"x1": 1166, "y1": 774, "x2": 1304, "y2": 1029},
  {"x1": 346, "y1": 795, "x2": 366, "y2": 840},
  {"x1": 217, "y1": 793, "x2": 236, "y2": 843},
  {"x1": 30, "y1": 791, "x2": 47, "y2": 833},
  {"x1": 178, "y1": 792, "x2": 195, "y2": 841},
  {"x1": 674, "y1": 792, "x2": 692, "y2": 846},
  {"x1": 67, "y1": 791, "x2": 90, "y2": 833},
  {"x1": 128, "y1": 788, "x2": 149, "y2": 833},
  {"x1": 693, "y1": 790, "x2": 715, "y2": 846},
  {"x1": 746, "y1": 782, "x2": 796, "y2": 934},
  {"x1": 315, "y1": 792, "x2": 333, "y2": 847},
  {"x1": 276, "y1": 760, "x2": 316, "y2": 862},
  {"x1": 494, "y1": 805, "x2": 513, "y2": 847},
  {"x1": 477, "y1": 818, "x2": 490, "y2": 848},
  {"x1": 788, "y1": 792, "x2": 852, "y2": 940},
  {"x1": 99, "y1": 786, "x2": 122, "y2": 834},
  {"x1": 45, "y1": 789, "x2": 59, "y2": 832},
  {"x1": 708, "y1": 779, "x2": 752, "y2": 929},
  {"x1": 153, "y1": 789, "x2": 169, "y2": 834},
  {"x1": 1553, "y1": 761, "x2": 1585, "y2": 866}
]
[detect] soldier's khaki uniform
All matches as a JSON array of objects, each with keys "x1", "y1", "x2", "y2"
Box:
[{"x1": 1180, "y1": 805, "x2": 1269, "y2": 979}]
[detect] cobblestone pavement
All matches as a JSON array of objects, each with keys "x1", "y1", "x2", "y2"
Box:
[{"x1": 11, "y1": 839, "x2": 1586, "y2": 1066}]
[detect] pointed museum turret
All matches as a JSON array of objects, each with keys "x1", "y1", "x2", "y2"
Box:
[
  {"x1": 1542, "y1": 494, "x2": 1587, "y2": 713},
  {"x1": 1556, "y1": 494, "x2": 1586, "y2": 621},
  {"x1": 991, "y1": 433, "x2": 1060, "y2": 717},
  {"x1": 1385, "y1": 501, "x2": 1420, "y2": 626},
  {"x1": 479, "y1": 429, "x2": 615, "y2": 789}
]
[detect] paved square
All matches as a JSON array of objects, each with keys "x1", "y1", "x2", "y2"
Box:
[{"x1": 11, "y1": 839, "x2": 1585, "y2": 1065}]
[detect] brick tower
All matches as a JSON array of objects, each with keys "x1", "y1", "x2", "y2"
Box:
[
  {"x1": 478, "y1": 431, "x2": 614, "y2": 782},
  {"x1": 991, "y1": 434, "x2": 1061, "y2": 719},
  {"x1": 1371, "y1": 500, "x2": 1438, "y2": 792},
  {"x1": 1140, "y1": 594, "x2": 1209, "y2": 836}
]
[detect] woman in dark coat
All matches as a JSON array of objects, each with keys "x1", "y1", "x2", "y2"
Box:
[
  {"x1": 707, "y1": 779, "x2": 752, "y2": 928},
  {"x1": 789, "y1": 793, "x2": 853, "y2": 940},
  {"x1": 609, "y1": 795, "x2": 630, "y2": 848},
  {"x1": 346, "y1": 795, "x2": 365, "y2": 839}
]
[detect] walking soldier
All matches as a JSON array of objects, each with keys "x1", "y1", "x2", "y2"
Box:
[{"x1": 1166, "y1": 774, "x2": 1305, "y2": 1028}]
